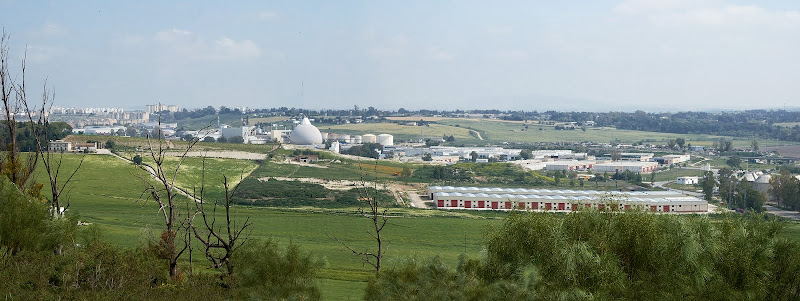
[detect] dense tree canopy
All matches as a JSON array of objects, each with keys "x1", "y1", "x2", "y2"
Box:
[{"x1": 367, "y1": 211, "x2": 800, "y2": 300}]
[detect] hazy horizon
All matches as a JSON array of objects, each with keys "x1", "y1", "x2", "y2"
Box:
[{"x1": 1, "y1": 0, "x2": 798, "y2": 112}]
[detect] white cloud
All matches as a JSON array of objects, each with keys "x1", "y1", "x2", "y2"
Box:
[
  {"x1": 153, "y1": 28, "x2": 262, "y2": 61},
  {"x1": 29, "y1": 22, "x2": 68, "y2": 37},
  {"x1": 214, "y1": 38, "x2": 261, "y2": 59},
  {"x1": 424, "y1": 46, "x2": 455, "y2": 61},
  {"x1": 25, "y1": 45, "x2": 62, "y2": 63},
  {"x1": 154, "y1": 28, "x2": 193, "y2": 43},
  {"x1": 256, "y1": 10, "x2": 279, "y2": 20}
]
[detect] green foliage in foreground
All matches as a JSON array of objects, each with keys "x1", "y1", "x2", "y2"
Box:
[
  {"x1": 1, "y1": 173, "x2": 321, "y2": 300},
  {"x1": 366, "y1": 211, "x2": 800, "y2": 300},
  {"x1": 2, "y1": 230, "x2": 321, "y2": 300}
]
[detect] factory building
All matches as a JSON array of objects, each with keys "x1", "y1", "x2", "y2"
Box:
[
  {"x1": 620, "y1": 153, "x2": 654, "y2": 161},
  {"x1": 544, "y1": 161, "x2": 595, "y2": 171},
  {"x1": 653, "y1": 154, "x2": 691, "y2": 165},
  {"x1": 593, "y1": 161, "x2": 659, "y2": 174},
  {"x1": 426, "y1": 186, "x2": 708, "y2": 213}
]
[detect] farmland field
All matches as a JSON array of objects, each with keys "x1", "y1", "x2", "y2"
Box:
[
  {"x1": 34, "y1": 154, "x2": 501, "y2": 300},
  {"x1": 320, "y1": 118, "x2": 799, "y2": 147},
  {"x1": 319, "y1": 123, "x2": 474, "y2": 141},
  {"x1": 651, "y1": 168, "x2": 707, "y2": 182},
  {"x1": 65, "y1": 135, "x2": 279, "y2": 154},
  {"x1": 31, "y1": 153, "x2": 800, "y2": 300}
]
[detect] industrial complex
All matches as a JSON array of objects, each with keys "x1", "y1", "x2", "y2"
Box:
[{"x1": 426, "y1": 186, "x2": 709, "y2": 213}]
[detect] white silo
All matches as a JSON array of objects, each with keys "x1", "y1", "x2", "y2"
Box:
[
  {"x1": 330, "y1": 141, "x2": 340, "y2": 153},
  {"x1": 362, "y1": 134, "x2": 377, "y2": 143},
  {"x1": 340, "y1": 134, "x2": 351, "y2": 143},
  {"x1": 377, "y1": 134, "x2": 394, "y2": 146},
  {"x1": 352, "y1": 135, "x2": 362, "y2": 144},
  {"x1": 328, "y1": 133, "x2": 339, "y2": 141},
  {"x1": 321, "y1": 132, "x2": 329, "y2": 141}
]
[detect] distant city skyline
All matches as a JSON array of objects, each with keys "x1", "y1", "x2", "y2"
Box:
[{"x1": 1, "y1": 0, "x2": 799, "y2": 112}]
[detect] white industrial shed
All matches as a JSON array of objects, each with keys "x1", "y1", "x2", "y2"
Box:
[{"x1": 427, "y1": 186, "x2": 708, "y2": 213}]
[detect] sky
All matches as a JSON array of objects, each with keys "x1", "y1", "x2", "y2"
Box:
[{"x1": 1, "y1": 0, "x2": 799, "y2": 112}]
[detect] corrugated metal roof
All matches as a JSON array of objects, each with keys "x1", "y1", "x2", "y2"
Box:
[{"x1": 431, "y1": 191, "x2": 706, "y2": 204}]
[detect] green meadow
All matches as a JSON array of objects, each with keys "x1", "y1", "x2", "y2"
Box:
[
  {"x1": 320, "y1": 118, "x2": 798, "y2": 147},
  {"x1": 319, "y1": 122, "x2": 474, "y2": 141},
  {"x1": 35, "y1": 154, "x2": 500, "y2": 300},
  {"x1": 30, "y1": 152, "x2": 800, "y2": 300}
]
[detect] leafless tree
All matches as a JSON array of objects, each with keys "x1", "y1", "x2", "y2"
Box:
[
  {"x1": 333, "y1": 160, "x2": 388, "y2": 273},
  {"x1": 138, "y1": 116, "x2": 200, "y2": 278},
  {"x1": 189, "y1": 162, "x2": 252, "y2": 275},
  {"x1": 0, "y1": 29, "x2": 39, "y2": 192},
  {"x1": 22, "y1": 80, "x2": 84, "y2": 218}
]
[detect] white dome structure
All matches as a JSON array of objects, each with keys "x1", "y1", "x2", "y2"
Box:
[
  {"x1": 290, "y1": 117, "x2": 323, "y2": 145},
  {"x1": 755, "y1": 174, "x2": 771, "y2": 184}
]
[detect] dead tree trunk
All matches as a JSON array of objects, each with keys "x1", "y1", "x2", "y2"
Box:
[
  {"x1": 139, "y1": 116, "x2": 199, "y2": 279},
  {"x1": 23, "y1": 81, "x2": 84, "y2": 218},
  {"x1": 0, "y1": 29, "x2": 39, "y2": 193},
  {"x1": 333, "y1": 160, "x2": 388, "y2": 273},
  {"x1": 190, "y1": 161, "x2": 251, "y2": 275}
]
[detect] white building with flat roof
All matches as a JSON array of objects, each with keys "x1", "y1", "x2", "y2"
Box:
[
  {"x1": 593, "y1": 161, "x2": 659, "y2": 174},
  {"x1": 676, "y1": 176, "x2": 699, "y2": 185},
  {"x1": 427, "y1": 186, "x2": 707, "y2": 213}
]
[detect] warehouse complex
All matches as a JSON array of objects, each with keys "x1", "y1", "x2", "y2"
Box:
[{"x1": 426, "y1": 186, "x2": 708, "y2": 213}]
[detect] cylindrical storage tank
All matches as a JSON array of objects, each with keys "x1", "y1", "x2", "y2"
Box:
[
  {"x1": 362, "y1": 134, "x2": 377, "y2": 143},
  {"x1": 321, "y1": 132, "x2": 329, "y2": 141},
  {"x1": 339, "y1": 134, "x2": 350, "y2": 142},
  {"x1": 330, "y1": 141, "x2": 340, "y2": 153},
  {"x1": 328, "y1": 133, "x2": 339, "y2": 141},
  {"x1": 352, "y1": 135, "x2": 362, "y2": 144},
  {"x1": 377, "y1": 134, "x2": 394, "y2": 146}
]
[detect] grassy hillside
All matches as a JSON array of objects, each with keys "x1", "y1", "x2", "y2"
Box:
[{"x1": 33, "y1": 154, "x2": 501, "y2": 300}]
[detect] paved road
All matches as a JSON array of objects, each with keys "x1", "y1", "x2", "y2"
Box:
[{"x1": 764, "y1": 205, "x2": 800, "y2": 221}]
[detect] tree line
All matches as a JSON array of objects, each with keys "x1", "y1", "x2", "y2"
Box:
[{"x1": 366, "y1": 210, "x2": 800, "y2": 300}]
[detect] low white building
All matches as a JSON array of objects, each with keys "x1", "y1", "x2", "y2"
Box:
[
  {"x1": 653, "y1": 154, "x2": 691, "y2": 165},
  {"x1": 593, "y1": 161, "x2": 659, "y2": 174},
  {"x1": 676, "y1": 176, "x2": 699, "y2": 185},
  {"x1": 427, "y1": 186, "x2": 708, "y2": 213},
  {"x1": 48, "y1": 140, "x2": 72, "y2": 152},
  {"x1": 544, "y1": 161, "x2": 595, "y2": 171}
]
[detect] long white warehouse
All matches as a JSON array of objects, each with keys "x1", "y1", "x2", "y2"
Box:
[{"x1": 426, "y1": 186, "x2": 708, "y2": 213}]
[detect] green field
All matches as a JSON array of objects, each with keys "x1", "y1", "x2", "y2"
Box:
[
  {"x1": 652, "y1": 168, "x2": 707, "y2": 182},
  {"x1": 775, "y1": 122, "x2": 800, "y2": 128},
  {"x1": 35, "y1": 154, "x2": 501, "y2": 300},
  {"x1": 66, "y1": 135, "x2": 279, "y2": 154},
  {"x1": 320, "y1": 123, "x2": 474, "y2": 141},
  {"x1": 320, "y1": 118, "x2": 799, "y2": 147},
  {"x1": 31, "y1": 152, "x2": 800, "y2": 300},
  {"x1": 436, "y1": 119, "x2": 760, "y2": 146},
  {"x1": 134, "y1": 156, "x2": 259, "y2": 201}
]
